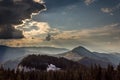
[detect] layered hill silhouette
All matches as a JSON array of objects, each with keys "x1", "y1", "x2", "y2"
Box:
[
  {"x1": 2, "y1": 45, "x2": 120, "y2": 69},
  {"x1": 59, "y1": 46, "x2": 117, "y2": 67},
  {"x1": 0, "y1": 45, "x2": 69, "y2": 63},
  {"x1": 18, "y1": 55, "x2": 82, "y2": 70}
]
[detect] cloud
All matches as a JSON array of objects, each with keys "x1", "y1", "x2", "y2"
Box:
[
  {"x1": 16, "y1": 20, "x2": 60, "y2": 38},
  {"x1": 84, "y1": 0, "x2": 95, "y2": 5},
  {"x1": 15, "y1": 23, "x2": 120, "y2": 45},
  {"x1": 101, "y1": 8, "x2": 112, "y2": 13},
  {"x1": 53, "y1": 23, "x2": 120, "y2": 41},
  {"x1": 101, "y1": 3, "x2": 120, "y2": 15},
  {"x1": 23, "y1": 21, "x2": 51, "y2": 38},
  {"x1": 1, "y1": 23, "x2": 120, "y2": 52},
  {"x1": 0, "y1": 38, "x2": 43, "y2": 47},
  {"x1": 33, "y1": 0, "x2": 42, "y2": 3},
  {"x1": 49, "y1": 23, "x2": 120, "y2": 52},
  {"x1": 0, "y1": 25, "x2": 24, "y2": 39},
  {"x1": 0, "y1": 0, "x2": 45, "y2": 39},
  {"x1": 53, "y1": 23, "x2": 120, "y2": 44},
  {"x1": 101, "y1": 8, "x2": 113, "y2": 15}
]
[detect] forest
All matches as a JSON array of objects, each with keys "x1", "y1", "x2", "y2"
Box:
[{"x1": 0, "y1": 55, "x2": 120, "y2": 80}]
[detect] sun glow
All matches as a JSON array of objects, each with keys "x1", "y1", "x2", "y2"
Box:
[{"x1": 33, "y1": 0, "x2": 41, "y2": 3}]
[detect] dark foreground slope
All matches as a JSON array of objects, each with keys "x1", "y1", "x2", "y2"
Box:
[
  {"x1": 18, "y1": 55, "x2": 82, "y2": 70},
  {"x1": 0, "y1": 61, "x2": 120, "y2": 80}
]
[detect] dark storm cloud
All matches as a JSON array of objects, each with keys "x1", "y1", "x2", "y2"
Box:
[{"x1": 0, "y1": 0, "x2": 45, "y2": 39}]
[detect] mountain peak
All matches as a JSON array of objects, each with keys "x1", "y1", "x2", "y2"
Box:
[
  {"x1": 72, "y1": 46, "x2": 90, "y2": 52},
  {"x1": 72, "y1": 46, "x2": 91, "y2": 55},
  {"x1": 74, "y1": 46, "x2": 86, "y2": 50}
]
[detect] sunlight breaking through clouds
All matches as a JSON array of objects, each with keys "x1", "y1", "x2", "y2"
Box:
[{"x1": 1, "y1": 23, "x2": 120, "y2": 52}]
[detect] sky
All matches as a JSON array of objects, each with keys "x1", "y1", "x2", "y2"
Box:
[{"x1": 0, "y1": 0, "x2": 120, "y2": 53}]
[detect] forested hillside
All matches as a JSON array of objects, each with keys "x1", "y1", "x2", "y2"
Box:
[
  {"x1": 0, "y1": 64, "x2": 120, "y2": 80},
  {"x1": 18, "y1": 55, "x2": 82, "y2": 70}
]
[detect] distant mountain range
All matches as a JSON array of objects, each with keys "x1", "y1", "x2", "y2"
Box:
[
  {"x1": 0, "y1": 45, "x2": 69, "y2": 63},
  {"x1": 58, "y1": 46, "x2": 120, "y2": 67},
  {"x1": 1, "y1": 45, "x2": 120, "y2": 69},
  {"x1": 59, "y1": 46, "x2": 103, "y2": 60}
]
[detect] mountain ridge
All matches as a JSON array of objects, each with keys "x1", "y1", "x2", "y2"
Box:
[
  {"x1": 59, "y1": 46, "x2": 116, "y2": 67},
  {"x1": 2, "y1": 45, "x2": 120, "y2": 69},
  {"x1": 0, "y1": 45, "x2": 69, "y2": 63}
]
